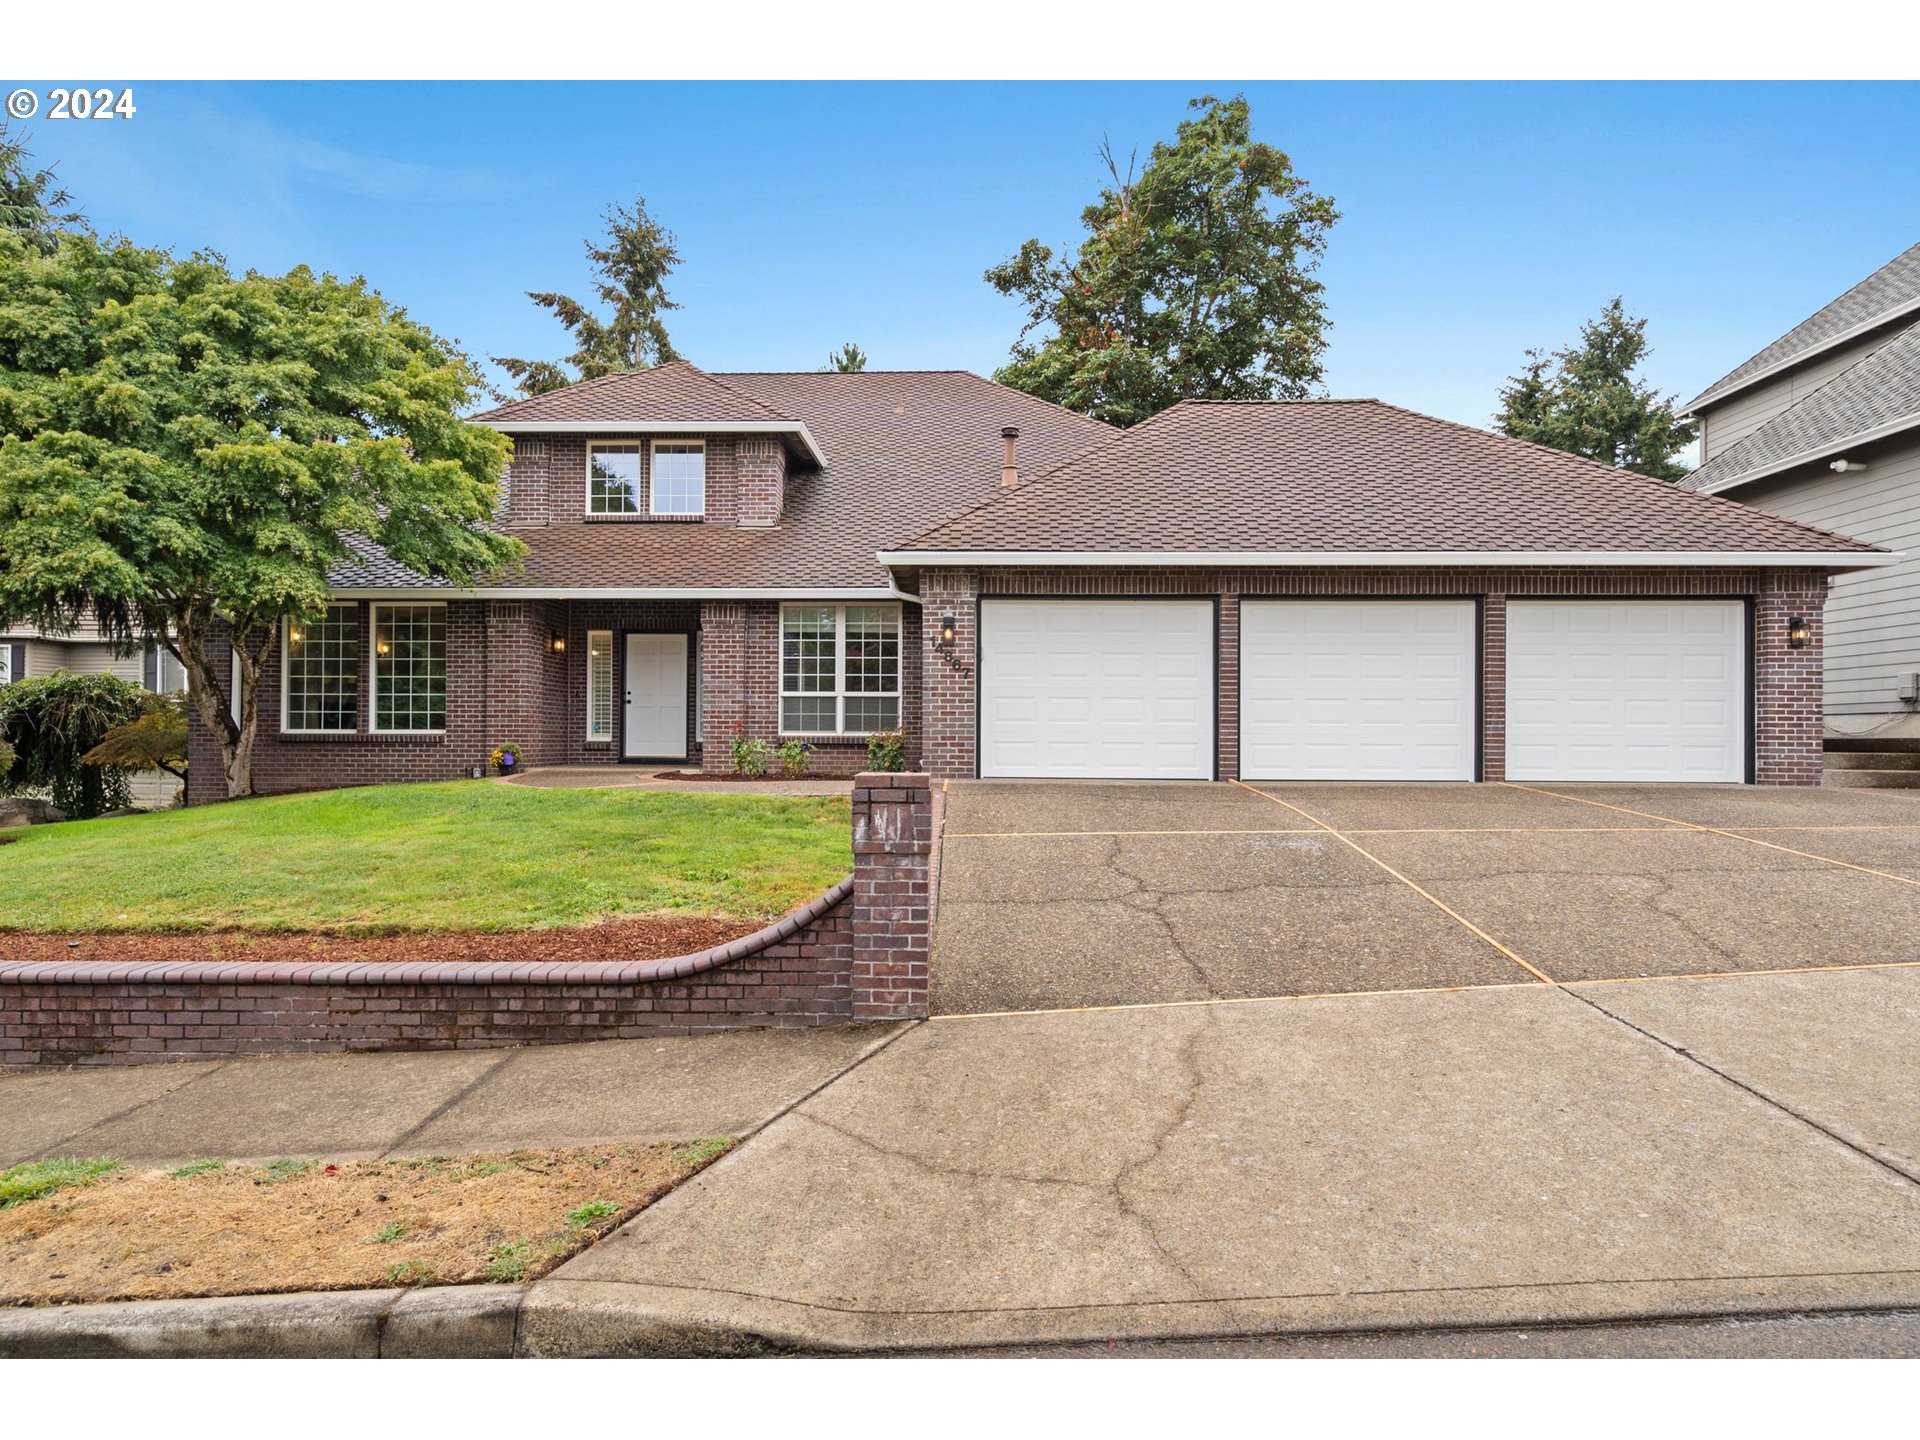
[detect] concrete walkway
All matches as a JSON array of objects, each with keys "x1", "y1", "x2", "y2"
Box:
[
  {"x1": 0, "y1": 1026, "x2": 896, "y2": 1167},
  {"x1": 523, "y1": 962, "x2": 1920, "y2": 1354}
]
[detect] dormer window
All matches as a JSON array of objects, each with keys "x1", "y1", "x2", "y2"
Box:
[
  {"x1": 587, "y1": 443, "x2": 641, "y2": 515},
  {"x1": 651, "y1": 440, "x2": 706, "y2": 517}
]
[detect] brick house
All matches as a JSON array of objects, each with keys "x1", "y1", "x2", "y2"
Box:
[{"x1": 187, "y1": 362, "x2": 1890, "y2": 797}]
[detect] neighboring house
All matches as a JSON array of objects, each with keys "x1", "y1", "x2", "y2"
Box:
[
  {"x1": 0, "y1": 616, "x2": 186, "y2": 808},
  {"x1": 186, "y1": 360, "x2": 1888, "y2": 799},
  {"x1": 1680, "y1": 241, "x2": 1920, "y2": 737}
]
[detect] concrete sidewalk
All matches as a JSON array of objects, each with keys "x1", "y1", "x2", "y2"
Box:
[
  {"x1": 0, "y1": 1026, "x2": 896, "y2": 1167},
  {"x1": 523, "y1": 963, "x2": 1920, "y2": 1354}
]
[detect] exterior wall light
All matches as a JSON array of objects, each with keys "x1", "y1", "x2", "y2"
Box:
[
  {"x1": 1788, "y1": 616, "x2": 1810, "y2": 649},
  {"x1": 938, "y1": 613, "x2": 958, "y2": 649},
  {"x1": 549, "y1": 634, "x2": 567, "y2": 655}
]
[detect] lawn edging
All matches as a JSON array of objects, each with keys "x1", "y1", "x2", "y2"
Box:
[{"x1": 0, "y1": 774, "x2": 932, "y2": 1068}]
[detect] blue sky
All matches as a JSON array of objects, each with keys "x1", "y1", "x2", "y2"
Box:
[{"x1": 22, "y1": 81, "x2": 1920, "y2": 430}]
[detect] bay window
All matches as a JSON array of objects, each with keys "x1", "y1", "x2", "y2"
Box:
[{"x1": 780, "y1": 603, "x2": 901, "y2": 735}]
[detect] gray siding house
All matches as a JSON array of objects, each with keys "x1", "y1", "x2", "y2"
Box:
[
  {"x1": 0, "y1": 617, "x2": 186, "y2": 808},
  {"x1": 1682, "y1": 242, "x2": 1920, "y2": 750}
]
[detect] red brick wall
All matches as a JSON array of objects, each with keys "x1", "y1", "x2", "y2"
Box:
[
  {"x1": 736, "y1": 436, "x2": 786, "y2": 527},
  {"x1": 0, "y1": 778, "x2": 938, "y2": 1068},
  {"x1": 916, "y1": 565, "x2": 1832, "y2": 786},
  {"x1": 503, "y1": 433, "x2": 742, "y2": 527}
]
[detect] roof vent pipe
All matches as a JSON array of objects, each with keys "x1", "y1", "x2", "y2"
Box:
[{"x1": 1001, "y1": 426, "x2": 1020, "y2": 489}]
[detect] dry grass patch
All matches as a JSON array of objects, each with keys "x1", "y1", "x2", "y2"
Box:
[{"x1": 0, "y1": 1140, "x2": 735, "y2": 1308}]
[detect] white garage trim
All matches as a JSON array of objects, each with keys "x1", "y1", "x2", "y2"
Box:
[
  {"x1": 1240, "y1": 599, "x2": 1480, "y2": 781},
  {"x1": 978, "y1": 598, "x2": 1216, "y2": 780},
  {"x1": 1505, "y1": 599, "x2": 1750, "y2": 783}
]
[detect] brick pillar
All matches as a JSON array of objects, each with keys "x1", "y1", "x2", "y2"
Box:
[
  {"x1": 699, "y1": 601, "x2": 747, "y2": 773},
  {"x1": 850, "y1": 771, "x2": 933, "y2": 1020},
  {"x1": 1481, "y1": 595, "x2": 1507, "y2": 782},
  {"x1": 1218, "y1": 594, "x2": 1240, "y2": 780},
  {"x1": 1754, "y1": 571, "x2": 1828, "y2": 786},
  {"x1": 506, "y1": 438, "x2": 550, "y2": 526},
  {"x1": 487, "y1": 600, "x2": 552, "y2": 766},
  {"x1": 919, "y1": 568, "x2": 979, "y2": 779}
]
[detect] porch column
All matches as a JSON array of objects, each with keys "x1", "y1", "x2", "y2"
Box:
[{"x1": 698, "y1": 601, "x2": 747, "y2": 773}]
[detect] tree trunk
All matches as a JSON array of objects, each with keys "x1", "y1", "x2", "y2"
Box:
[{"x1": 170, "y1": 608, "x2": 274, "y2": 801}]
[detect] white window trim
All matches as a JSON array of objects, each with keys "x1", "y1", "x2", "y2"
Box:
[
  {"x1": 370, "y1": 601, "x2": 448, "y2": 735},
  {"x1": 649, "y1": 438, "x2": 706, "y2": 518},
  {"x1": 585, "y1": 441, "x2": 643, "y2": 517},
  {"x1": 779, "y1": 602, "x2": 902, "y2": 737},
  {"x1": 280, "y1": 603, "x2": 361, "y2": 735},
  {"x1": 585, "y1": 629, "x2": 613, "y2": 743}
]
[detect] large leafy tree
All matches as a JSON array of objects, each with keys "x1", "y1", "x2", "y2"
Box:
[
  {"x1": 0, "y1": 122, "x2": 86, "y2": 252},
  {"x1": 0, "y1": 229, "x2": 523, "y2": 800},
  {"x1": 1496, "y1": 298, "x2": 1698, "y2": 481},
  {"x1": 986, "y1": 95, "x2": 1338, "y2": 427},
  {"x1": 494, "y1": 195, "x2": 681, "y2": 396}
]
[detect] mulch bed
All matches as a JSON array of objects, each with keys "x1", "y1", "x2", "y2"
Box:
[
  {"x1": 0, "y1": 913, "x2": 760, "y2": 965},
  {"x1": 0, "y1": 1140, "x2": 736, "y2": 1307}
]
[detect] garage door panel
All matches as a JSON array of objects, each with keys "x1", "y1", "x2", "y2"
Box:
[
  {"x1": 1506, "y1": 601, "x2": 1745, "y2": 783},
  {"x1": 980, "y1": 600, "x2": 1214, "y2": 779},
  {"x1": 1241, "y1": 600, "x2": 1477, "y2": 781}
]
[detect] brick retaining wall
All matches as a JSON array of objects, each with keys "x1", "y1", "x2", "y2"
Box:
[{"x1": 1, "y1": 775, "x2": 933, "y2": 1069}]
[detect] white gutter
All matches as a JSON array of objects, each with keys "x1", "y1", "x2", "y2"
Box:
[
  {"x1": 1689, "y1": 412, "x2": 1920, "y2": 495},
  {"x1": 474, "y1": 419, "x2": 828, "y2": 470},
  {"x1": 1683, "y1": 296, "x2": 1920, "y2": 416},
  {"x1": 877, "y1": 548, "x2": 1899, "y2": 572},
  {"x1": 329, "y1": 585, "x2": 919, "y2": 603}
]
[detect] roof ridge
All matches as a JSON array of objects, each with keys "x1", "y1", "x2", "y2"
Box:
[
  {"x1": 695, "y1": 366, "x2": 800, "y2": 421},
  {"x1": 1687, "y1": 240, "x2": 1920, "y2": 411},
  {"x1": 1688, "y1": 317, "x2": 1920, "y2": 491}
]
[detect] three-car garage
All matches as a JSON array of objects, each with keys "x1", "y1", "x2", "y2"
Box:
[{"x1": 975, "y1": 596, "x2": 1750, "y2": 784}]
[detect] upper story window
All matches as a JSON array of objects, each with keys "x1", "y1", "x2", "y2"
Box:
[
  {"x1": 650, "y1": 440, "x2": 706, "y2": 517},
  {"x1": 587, "y1": 443, "x2": 641, "y2": 515},
  {"x1": 283, "y1": 603, "x2": 360, "y2": 733}
]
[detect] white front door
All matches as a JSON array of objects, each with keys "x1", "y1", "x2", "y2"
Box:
[
  {"x1": 978, "y1": 599, "x2": 1214, "y2": 779},
  {"x1": 623, "y1": 633, "x2": 689, "y2": 759},
  {"x1": 1240, "y1": 600, "x2": 1478, "y2": 780},
  {"x1": 1506, "y1": 601, "x2": 1746, "y2": 782}
]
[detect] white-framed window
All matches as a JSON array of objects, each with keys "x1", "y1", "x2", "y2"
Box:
[
  {"x1": 372, "y1": 603, "x2": 446, "y2": 733},
  {"x1": 587, "y1": 442, "x2": 641, "y2": 515},
  {"x1": 230, "y1": 647, "x2": 242, "y2": 726},
  {"x1": 585, "y1": 630, "x2": 613, "y2": 742},
  {"x1": 145, "y1": 645, "x2": 187, "y2": 694},
  {"x1": 780, "y1": 603, "x2": 901, "y2": 735},
  {"x1": 0, "y1": 643, "x2": 14, "y2": 685},
  {"x1": 282, "y1": 603, "x2": 360, "y2": 733},
  {"x1": 650, "y1": 440, "x2": 705, "y2": 517}
]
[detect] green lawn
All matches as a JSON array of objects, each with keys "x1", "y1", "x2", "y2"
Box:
[{"x1": 0, "y1": 782, "x2": 852, "y2": 934}]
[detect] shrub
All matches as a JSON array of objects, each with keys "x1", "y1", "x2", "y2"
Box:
[
  {"x1": 865, "y1": 729, "x2": 906, "y2": 772},
  {"x1": 730, "y1": 731, "x2": 771, "y2": 777},
  {"x1": 775, "y1": 739, "x2": 812, "y2": 778},
  {"x1": 0, "y1": 671, "x2": 150, "y2": 817},
  {"x1": 82, "y1": 692, "x2": 188, "y2": 782},
  {"x1": 0, "y1": 737, "x2": 13, "y2": 780}
]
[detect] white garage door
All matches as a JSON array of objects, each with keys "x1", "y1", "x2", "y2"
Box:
[
  {"x1": 979, "y1": 599, "x2": 1214, "y2": 779},
  {"x1": 1506, "y1": 601, "x2": 1746, "y2": 782},
  {"x1": 1240, "y1": 600, "x2": 1478, "y2": 780}
]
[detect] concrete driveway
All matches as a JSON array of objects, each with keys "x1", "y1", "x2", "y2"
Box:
[{"x1": 931, "y1": 779, "x2": 1920, "y2": 1014}]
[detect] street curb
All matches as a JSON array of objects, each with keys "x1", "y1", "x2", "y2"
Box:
[{"x1": 0, "y1": 1284, "x2": 524, "y2": 1359}]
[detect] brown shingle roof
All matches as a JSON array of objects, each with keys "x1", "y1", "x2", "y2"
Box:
[
  {"x1": 471, "y1": 360, "x2": 797, "y2": 425},
  {"x1": 336, "y1": 369, "x2": 1115, "y2": 593},
  {"x1": 889, "y1": 399, "x2": 1883, "y2": 560}
]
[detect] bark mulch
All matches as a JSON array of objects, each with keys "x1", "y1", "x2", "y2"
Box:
[
  {"x1": 0, "y1": 914, "x2": 760, "y2": 965},
  {"x1": 0, "y1": 1140, "x2": 736, "y2": 1307}
]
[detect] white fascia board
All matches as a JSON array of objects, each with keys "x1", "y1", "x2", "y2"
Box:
[
  {"x1": 328, "y1": 585, "x2": 919, "y2": 603},
  {"x1": 1689, "y1": 413, "x2": 1920, "y2": 494},
  {"x1": 1684, "y1": 299, "x2": 1920, "y2": 415},
  {"x1": 877, "y1": 549, "x2": 1899, "y2": 572},
  {"x1": 477, "y1": 419, "x2": 827, "y2": 469}
]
